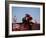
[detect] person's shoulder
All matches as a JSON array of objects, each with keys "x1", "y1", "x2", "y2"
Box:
[{"x1": 22, "y1": 17, "x2": 26, "y2": 20}]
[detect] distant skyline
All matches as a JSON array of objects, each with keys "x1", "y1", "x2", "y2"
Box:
[{"x1": 12, "y1": 7, "x2": 40, "y2": 23}]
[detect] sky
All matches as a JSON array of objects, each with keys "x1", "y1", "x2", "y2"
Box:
[{"x1": 12, "y1": 7, "x2": 40, "y2": 23}]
